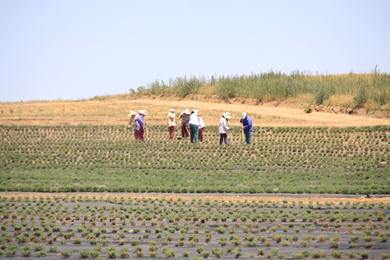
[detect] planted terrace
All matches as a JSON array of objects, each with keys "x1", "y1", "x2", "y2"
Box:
[{"x1": 0, "y1": 125, "x2": 389, "y2": 194}]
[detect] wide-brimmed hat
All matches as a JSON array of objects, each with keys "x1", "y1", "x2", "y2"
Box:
[
  {"x1": 139, "y1": 110, "x2": 147, "y2": 116},
  {"x1": 242, "y1": 112, "x2": 247, "y2": 119},
  {"x1": 127, "y1": 110, "x2": 136, "y2": 116},
  {"x1": 192, "y1": 109, "x2": 198, "y2": 113},
  {"x1": 183, "y1": 108, "x2": 190, "y2": 115},
  {"x1": 223, "y1": 112, "x2": 231, "y2": 119},
  {"x1": 170, "y1": 108, "x2": 175, "y2": 113}
]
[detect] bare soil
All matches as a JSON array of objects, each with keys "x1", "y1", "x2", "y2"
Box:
[
  {"x1": 2, "y1": 192, "x2": 390, "y2": 205},
  {"x1": 1, "y1": 98, "x2": 389, "y2": 127},
  {"x1": 119, "y1": 99, "x2": 390, "y2": 127}
]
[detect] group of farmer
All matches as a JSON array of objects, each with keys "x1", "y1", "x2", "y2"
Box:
[{"x1": 127, "y1": 108, "x2": 252, "y2": 145}]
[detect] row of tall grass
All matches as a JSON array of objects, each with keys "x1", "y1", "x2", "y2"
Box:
[{"x1": 134, "y1": 68, "x2": 390, "y2": 109}]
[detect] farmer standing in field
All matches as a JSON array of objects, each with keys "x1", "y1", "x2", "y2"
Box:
[
  {"x1": 127, "y1": 111, "x2": 137, "y2": 129},
  {"x1": 240, "y1": 112, "x2": 252, "y2": 144},
  {"x1": 134, "y1": 110, "x2": 147, "y2": 140},
  {"x1": 189, "y1": 109, "x2": 199, "y2": 143},
  {"x1": 167, "y1": 108, "x2": 176, "y2": 139},
  {"x1": 179, "y1": 108, "x2": 191, "y2": 140},
  {"x1": 219, "y1": 112, "x2": 231, "y2": 145},
  {"x1": 197, "y1": 112, "x2": 206, "y2": 142}
]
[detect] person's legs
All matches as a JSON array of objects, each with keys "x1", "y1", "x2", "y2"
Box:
[
  {"x1": 134, "y1": 129, "x2": 138, "y2": 140},
  {"x1": 198, "y1": 127, "x2": 204, "y2": 141},
  {"x1": 140, "y1": 126, "x2": 145, "y2": 141},
  {"x1": 220, "y1": 133, "x2": 227, "y2": 145},
  {"x1": 134, "y1": 128, "x2": 143, "y2": 140},
  {"x1": 181, "y1": 125, "x2": 185, "y2": 137},
  {"x1": 245, "y1": 132, "x2": 252, "y2": 144},
  {"x1": 169, "y1": 126, "x2": 174, "y2": 139},
  {"x1": 194, "y1": 126, "x2": 198, "y2": 143},
  {"x1": 224, "y1": 133, "x2": 228, "y2": 144},
  {"x1": 190, "y1": 124, "x2": 195, "y2": 143}
]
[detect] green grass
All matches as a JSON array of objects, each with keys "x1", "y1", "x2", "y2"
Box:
[
  {"x1": 140, "y1": 69, "x2": 390, "y2": 108},
  {"x1": 1, "y1": 125, "x2": 390, "y2": 194}
]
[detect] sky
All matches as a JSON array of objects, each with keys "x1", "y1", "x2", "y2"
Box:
[{"x1": 0, "y1": 0, "x2": 390, "y2": 102}]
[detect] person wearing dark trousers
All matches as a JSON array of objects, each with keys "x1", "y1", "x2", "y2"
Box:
[
  {"x1": 219, "y1": 112, "x2": 231, "y2": 145},
  {"x1": 240, "y1": 112, "x2": 252, "y2": 144},
  {"x1": 189, "y1": 110, "x2": 199, "y2": 143}
]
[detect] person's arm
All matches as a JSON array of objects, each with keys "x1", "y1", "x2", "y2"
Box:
[
  {"x1": 242, "y1": 118, "x2": 248, "y2": 131},
  {"x1": 140, "y1": 115, "x2": 146, "y2": 126},
  {"x1": 222, "y1": 118, "x2": 229, "y2": 131},
  {"x1": 128, "y1": 116, "x2": 135, "y2": 127},
  {"x1": 243, "y1": 117, "x2": 252, "y2": 131}
]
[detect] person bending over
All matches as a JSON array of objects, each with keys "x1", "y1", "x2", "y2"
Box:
[{"x1": 240, "y1": 112, "x2": 252, "y2": 144}]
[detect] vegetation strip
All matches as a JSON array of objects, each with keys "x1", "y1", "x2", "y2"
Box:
[
  {"x1": 0, "y1": 195, "x2": 389, "y2": 259},
  {"x1": 1, "y1": 125, "x2": 390, "y2": 194}
]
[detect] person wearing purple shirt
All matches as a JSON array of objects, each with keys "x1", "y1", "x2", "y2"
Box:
[
  {"x1": 240, "y1": 112, "x2": 252, "y2": 144},
  {"x1": 134, "y1": 110, "x2": 147, "y2": 140}
]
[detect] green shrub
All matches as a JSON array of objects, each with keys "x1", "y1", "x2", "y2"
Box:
[
  {"x1": 80, "y1": 250, "x2": 90, "y2": 258},
  {"x1": 35, "y1": 244, "x2": 45, "y2": 251},
  {"x1": 360, "y1": 251, "x2": 370, "y2": 259},
  {"x1": 312, "y1": 250, "x2": 325, "y2": 258},
  {"x1": 304, "y1": 105, "x2": 312, "y2": 113},
  {"x1": 22, "y1": 245, "x2": 32, "y2": 257},
  {"x1": 89, "y1": 251, "x2": 100, "y2": 259},
  {"x1": 61, "y1": 250, "x2": 72, "y2": 258},
  {"x1": 120, "y1": 247, "x2": 129, "y2": 258},
  {"x1": 331, "y1": 251, "x2": 342, "y2": 258},
  {"x1": 315, "y1": 87, "x2": 330, "y2": 105},
  {"x1": 107, "y1": 247, "x2": 117, "y2": 259},
  {"x1": 354, "y1": 87, "x2": 367, "y2": 108}
]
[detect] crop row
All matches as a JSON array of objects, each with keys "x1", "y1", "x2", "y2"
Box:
[{"x1": 1, "y1": 195, "x2": 390, "y2": 259}]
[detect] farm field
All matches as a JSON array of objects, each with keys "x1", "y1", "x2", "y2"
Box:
[
  {"x1": 1, "y1": 124, "x2": 390, "y2": 194},
  {"x1": 0, "y1": 194, "x2": 390, "y2": 259},
  {"x1": 1, "y1": 98, "x2": 390, "y2": 259}
]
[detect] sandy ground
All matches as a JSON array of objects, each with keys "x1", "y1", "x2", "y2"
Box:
[
  {"x1": 121, "y1": 99, "x2": 390, "y2": 127},
  {"x1": 2, "y1": 192, "x2": 389, "y2": 205},
  {"x1": 1, "y1": 98, "x2": 389, "y2": 127}
]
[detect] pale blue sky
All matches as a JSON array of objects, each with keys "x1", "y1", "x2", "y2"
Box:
[{"x1": 1, "y1": 0, "x2": 389, "y2": 102}]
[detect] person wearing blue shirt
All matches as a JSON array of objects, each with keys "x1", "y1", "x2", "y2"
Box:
[{"x1": 240, "y1": 112, "x2": 252, "y2": 144}]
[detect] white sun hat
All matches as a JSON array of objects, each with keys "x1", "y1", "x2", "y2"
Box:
[
  {"x1": 242, "y1": 112, "x2": 247, "y2": 119},
  {"x1": 127, "y1": 111, "x2": 136, "y2": 116},
  {"x1": 139, "y1": 110, "x2": 147, "y2": 116},
  {"x1": 192, "y1": 109, "x2": 198, "y2": 113},
  {"x1": 170, "y1": 108, "x2": 175, "y2": 113},
  {"x1": 223, "y1": 112, "x2": 231, "y2": 119},
  {"x1": 183, "y1": 108, "x2": 190, "y2": 115}
]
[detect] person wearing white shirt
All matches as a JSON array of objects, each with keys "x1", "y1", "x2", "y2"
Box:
[
  {"x1": 218, "y1": 112, "x2": 231, "y2": 145},
  {"x1": 197, "y1": 113, "x2": 206, "y2": 142},
  {"x1": 189, "y1": 109, "x2": 199, "y2": 143},
  {"x1": 167, "y1": 108, "x2": 176, "y2": 139}
]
